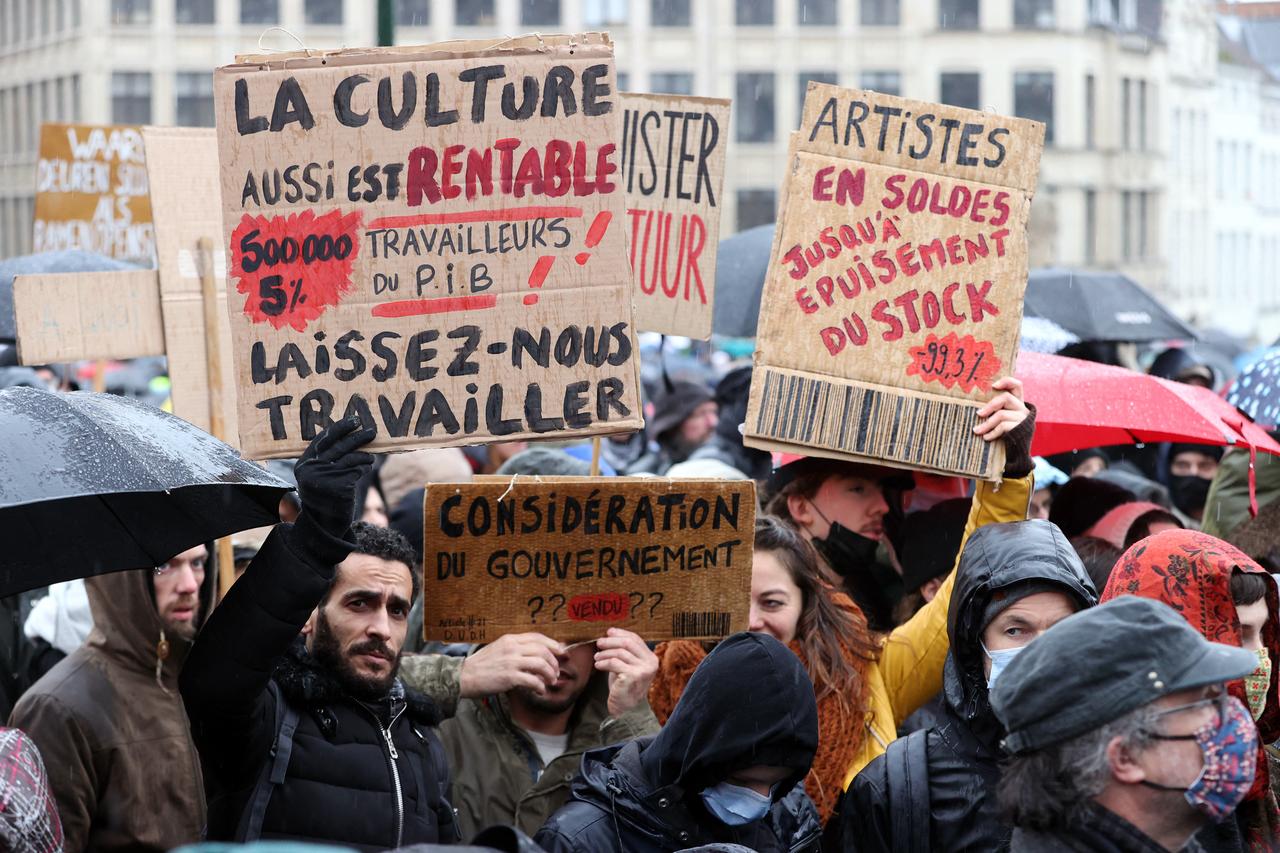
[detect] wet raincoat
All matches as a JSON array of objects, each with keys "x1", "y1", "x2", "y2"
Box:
[{"x1": 9, "y1": 568, "x2": 208, "y2": 853}]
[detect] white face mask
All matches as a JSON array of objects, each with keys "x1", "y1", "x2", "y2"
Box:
[{"x1": 982, "y1": 642, "x2": 1026, "y2": 688}]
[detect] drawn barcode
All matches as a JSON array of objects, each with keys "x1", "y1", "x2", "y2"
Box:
[
  {"x1": 752, "y1": 367, "x2": 996, "y2": 478},
  {"x1": 672, "y1": 611, "x2": 732, "y2": 638}
]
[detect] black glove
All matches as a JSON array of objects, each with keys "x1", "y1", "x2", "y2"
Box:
[
  {"x1": 1001, "y1": 402, "x2": 1037, "y2": 480},
  {"x1": 285, "y1": 416, "x2": 376, "y2": 569}
]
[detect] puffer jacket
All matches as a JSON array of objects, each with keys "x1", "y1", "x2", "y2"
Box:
[
  {"x1": 181, "y1": 526, "x2": 459, "y2": 852},
  {"x1": 536, "y1": 633, "x2": 822, "y2": 853},
  {"x1": 9, "y1": 568, "x2": 209, "y2": 853},
  {"x1": 836, "y1": 520, "x2": 1097, "y2": 852},
  {"x1": 436, "y1": 668, "x2": 659, "y2": 838}
]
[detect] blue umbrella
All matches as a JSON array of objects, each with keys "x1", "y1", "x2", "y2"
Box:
[{"x1": 1227, "y1": 348, "x2": 1280, "y2": 430}]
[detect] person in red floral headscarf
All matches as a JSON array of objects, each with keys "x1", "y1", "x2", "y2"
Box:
[{"x1": 1102, "y1": 528, "x2": 1280, "y2": 852}]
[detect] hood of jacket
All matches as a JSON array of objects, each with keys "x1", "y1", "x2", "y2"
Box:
[
  {"x1": 640, "y1": 632, "x2": 818, "y2": 799},
  {"x1": 24, "y1": 579, "x2": 92, "y2": 655},
  {"x1": 84, "y1": 545, "x2": 218, "y2": 683},
  {"x1": 945, "y1": 520, "x2": 1097, "y2": 741},
  {"x1": 1102, "y1": 529, "x2": 1280, "y2": 744}
]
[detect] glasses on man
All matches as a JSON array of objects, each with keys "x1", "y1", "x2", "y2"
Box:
[{"x1": 1147, "y1": 689, "x2": 1231, "y2": 740}]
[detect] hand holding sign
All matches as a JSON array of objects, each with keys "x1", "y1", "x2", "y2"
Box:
[
  {"x1": 594, "y1": 627, "x2": 660, "y2": 718},
  {"x1": 458, "y1": 632, "x2": 564, "y2": 698},
  {"x1": 972, "y1": 376, "x2": 1028, "y2": 441}
]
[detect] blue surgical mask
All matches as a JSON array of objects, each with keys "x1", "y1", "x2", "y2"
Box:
[
  {"x1": 982, "y1": 642, "x2": 1025, "y2": 688},
  {"x1": 699, "y1": 781, "x2": 774, "y2": 826}
]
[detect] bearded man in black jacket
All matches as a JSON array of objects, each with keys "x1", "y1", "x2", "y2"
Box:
[{"x1": 181, "y1": 418, "x2": 459, "y2": 851}]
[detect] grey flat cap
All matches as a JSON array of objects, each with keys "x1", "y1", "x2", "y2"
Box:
[{"x1": 991, "y1": 595, "x2": 1258, "y2": 755}]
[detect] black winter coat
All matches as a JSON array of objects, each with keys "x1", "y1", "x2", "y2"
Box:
[
  {"x1": 535, "y1": 632, "x2": 822, "y2": 853},
  {"x1": 833, "y1": 520, "x2": 1097, "y2": 852},
  {"x1": 181, "y1": 526, "x2": 459, "y2": 852}
]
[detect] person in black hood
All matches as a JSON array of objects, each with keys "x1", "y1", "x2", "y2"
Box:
[
  {"x1": 829, "y1": 519, "x2": 1097, "y2": 852},
  {"x1": 1162, "y1": 442, "x2": 1223, "y2": 523},
  {"x1": 534, "y1": 632, "x2": 822, "y2": 853}
]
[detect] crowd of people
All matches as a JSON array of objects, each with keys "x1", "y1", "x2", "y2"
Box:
[{"x1": 0, "y1": 344, "x2": 1278, "y2": 853}]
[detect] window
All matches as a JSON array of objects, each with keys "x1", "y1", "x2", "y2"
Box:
[
  {"x1": 305, "y1": 0, "x2": 341, "y2": 24},
  {"x1": 650, "y1": 72, "x2": 694, "y2": 95},
  {"x1": 1014, "y1": 72, "x2": 1054, "y2": 144},
  {"x1": 860, "y1": 0, "x2": 899, "y2": 25},
  {"x1": 1120, "y1": 77, "x2": 1131, "y2": 150},
  {"x1": 860, "y1": 70, "x2": 901, "y2": 95},
  {"x1": 617, "y1": 71, "x2": 630, "y2": 91},
  {"x1": 111, "y1": 0, "x2": 150, "y2": 24},
  {"x1": 456, "y1": 0, "x2": 495, "y2": 25},
  {"x1": 652, "y1": 0, "x2": 690, "y2": 26},
  {"x1": 111, "y1": 71, "x2": 151, "y2": 124},
  {"x1": 1137, "y1": 79, "x2": 1147, "y2": 150},
  {"x1": 1121, "y1": 191, "x2": 1132, "y2": 261},
  {"x1": 71, "y1": 73, "x2": 80, "y2": 121},
  {"x1": 798, "y1": 0, "x2": 836, "y2": 26},
  {"x1": 521, "y1": 0, "x2": 560, "y2": 26},
  {"x1": 939, "y1": 72, "x2": 980, "y2": 110},
  {"x1": 1137, "y1": 191, "x2": 1149, "y2": 259},
  {"x1": 1085, "y1": 73, "x2": 1095, "y2": 149},
  {"x1": 394, "y1": 0, "x2": 428, "y2": 25},
  {"x1": 25, "y1": 0, "x2": 35, "y2": 40},
  {"x1": 938, "y1": 0, "x2": 978, "y2": 29},
  {"x1": 736, "y1": 0, "x2": 773, "y2": 26},
  {"x1": 736, "y1": 73, "x2": 775, "y2": 142},
  {"x1": 175, "y1": 0, "x2": 214, "y2": 23},
  {"x1": 798, "y1": 71, "x2": 838, "y2": 122},
  {"x1": 176, "y1": 72, "x2": 214, "y2": 126},
  {"x1": 1084, "y1": 188, "x2": 1096, "y2": 264},
  {"x1": 583, "y1": 0, "x2": 628, "y2": 26},
  {"x1": 241, "y1": 0, "x2": 279, "y2": 24},
  {"x1": 1014, "y1": 0, "x2": 1054, "y2": 29},
  {"x1": 737, "y1": 189, "x2": 776, "y2": 229}
]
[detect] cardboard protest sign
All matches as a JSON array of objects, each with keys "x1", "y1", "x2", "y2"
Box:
[
  {"x1": 142, "y1": 126, "x2": 239, "y2": 440},
  {"x1": 422, "y1": 478, "x2": 754, "y2": 643},
  {"x1": 745, "y1": 84, "x2": 1045, "y2": 480},
  {"x1": 214, "y1": 34, "x2": 643, "y2": 459},
  {"x1": 618, "y1": 93, "x2": 729, "y2": 339},
  {"x1": 33, "y1": 123, "x2": 155, "y2": 261},
  {"x1": 13, "y1": 269, "x2": 165, "y2": 363}
]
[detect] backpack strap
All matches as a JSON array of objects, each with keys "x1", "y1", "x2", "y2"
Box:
[
  {"x1": 236, "y1": 680, "x2": 301, "y2": 842},
  {"x1": 884, "y1": 729, "x2": 930, "y2": 853}
]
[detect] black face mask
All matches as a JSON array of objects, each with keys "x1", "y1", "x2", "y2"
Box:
[
  {"x1": 1169, "y1": 474, "x2": 1212, "y2": 516},
  {"x1": 811, "y1": 520, "x2": 902, "y2": 632}
]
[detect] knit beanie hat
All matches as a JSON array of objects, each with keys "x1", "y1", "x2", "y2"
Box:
[{"x1": 1048, "y1": 476, "x2": 1136, "y2": 539}]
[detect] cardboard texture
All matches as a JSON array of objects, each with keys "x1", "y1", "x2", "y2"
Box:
[
  {"x1": 745, "y1": 84, "x2": 1045, "y2": 480},
  {"x1": 33, "y1": 123, "x2": 155, "y2": 261},
  {"x1": 214, "y1": 34, "x2": 644, "y2": 459},
  {"x1": 422, "y1": 477, "x2": 755, "y2": 643},
  {"x1": 13, "y1": 269, "x2": 165, "y2": 363},
  {"x1": 142, "y1": 127, "x2": 239, "y2": 439},
  {"x1": 618, "y1": 92, "x2": 729, "y2": 339}
]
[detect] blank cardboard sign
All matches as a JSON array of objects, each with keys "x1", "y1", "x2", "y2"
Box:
[
  {"x1": 422, "y1": 478, "x2": 754, "y2": 643},
  {"x1": 214, "y1": 34, "x2": 643, "y2": 459},
  {"x1": 33, "y1": 123, "x2": 155, "y2": 261},
  {"x1": 619, "y1": 93, "x2": 730, "y2": 339},
  {"x1": 745, "y1": 84, "x2": 1045, "y2": 481},
  {"x1": 13, "y1": 270, "x2": 165, "y2": 363}
]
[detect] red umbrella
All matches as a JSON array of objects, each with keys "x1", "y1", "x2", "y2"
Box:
[{"x1": 1016, "y1": 351, "x2": 1280, "y2": 458}]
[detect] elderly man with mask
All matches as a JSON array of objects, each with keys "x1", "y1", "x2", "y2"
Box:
[
  {"x1": 991, "y1": 595, "x2": 1261, "y2": 852},
  {"x1": 833, "y1": 519, "x2": 1097, "y2": 851}
]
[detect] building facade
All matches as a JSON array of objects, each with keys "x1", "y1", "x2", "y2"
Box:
[{"x1": 0, "y1": 0, "x2": 1271, "y2": 337}]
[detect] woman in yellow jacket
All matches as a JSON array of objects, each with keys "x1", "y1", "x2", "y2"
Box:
[{"x1": 648, "y1": 377, "x2": 1035, "y2": 823}]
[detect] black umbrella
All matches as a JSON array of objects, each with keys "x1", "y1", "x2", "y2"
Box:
[
  {"x1": 1024, "y1": 268, "x2": 1197, "y2": 343},
  {"x1": 1227, "y1": 348, "x2": 1280, "y2": 430},
  {"x1": 0, "y1": 250, "x2": 141, "y2": 343},
  {"x1": 0, "y1": 388, "x2": 292, "y2": 596},
  {"x1": 712, "y1": 224, "x2": 775, "y2": 338}
]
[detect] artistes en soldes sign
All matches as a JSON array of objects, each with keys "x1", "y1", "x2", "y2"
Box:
[
  {"x1": 745, "y1": 83, "x2": 1044, "y2": 480},
  {"x1": 214, "y1": 34, "x2": 643, "y2": 458}
]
